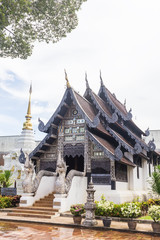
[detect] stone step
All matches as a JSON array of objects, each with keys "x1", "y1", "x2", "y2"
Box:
[
  {"x1": 33, "y1": 203, "x2": 53, "y2": 207},
  {"x1": 35, "y1": 199, "x2": 53, "y2": 203},
  {"x1": 3, "y1": 208, "x2": 56, "y2": 215},
  {"x1": 17, "y1": 207, "x2": 58, "y2": 212},
  {"x1": 7, "y1": 212, "x2": 52, "y2": 219}
]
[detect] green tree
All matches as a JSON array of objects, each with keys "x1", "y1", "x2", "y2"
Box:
[
  {"x1": 0, "y1": 0, "x2": 87, "y2": 59},
  {"x1": 0, "y1": 170, "x2": 13, "y2": 188},
  {"x1": 150, "y1": 165, "x2": 160, "y2": 196}
]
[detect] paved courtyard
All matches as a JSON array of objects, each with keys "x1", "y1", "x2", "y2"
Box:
[
  {"x1": 0, "y1": 211, "x2": 159, "y2": 239},
  {"x1": 0, "y1": 221, "x2": 159, "y2": 240}
]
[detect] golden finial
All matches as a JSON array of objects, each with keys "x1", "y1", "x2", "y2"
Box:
[
  {"x1": 64, "y1": 69, "x2": 71, "y2": 88},
  {"x1": 22, "y1": 83, "x2": 33, "y2": 130}
]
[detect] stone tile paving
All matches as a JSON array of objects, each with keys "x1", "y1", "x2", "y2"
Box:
[{"x1": 0, "y1": 221, "x2": 159, "y2": 240}]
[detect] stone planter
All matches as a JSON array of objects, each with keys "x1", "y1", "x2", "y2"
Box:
[
  {"x1": 127, "y1": 219, "x2": 137, "y2": 230},
  {"x1": 102, "y1": 217, "x2": 112, "y2": 227},
  {"x1": 73, "y1": 215, "x2": 82, "y2": 224},
  {"x1": 152, "y1": 222, "x2": 160, "y2": 232}
]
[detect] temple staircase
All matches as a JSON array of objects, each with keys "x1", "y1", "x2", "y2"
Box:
[{"x1": 2, "y1": 192, "x2": 60, "y2": 219}]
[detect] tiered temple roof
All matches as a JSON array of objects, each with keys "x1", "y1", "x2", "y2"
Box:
[{"x1": 30, "y1": 75, "x2": 157, "y2": 165}]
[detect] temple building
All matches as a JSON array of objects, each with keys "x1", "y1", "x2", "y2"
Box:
[{"x1": 29, "y1": 74, "x2": 159, "y2": 202}]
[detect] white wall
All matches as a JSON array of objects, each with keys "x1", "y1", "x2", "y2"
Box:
[
  {"x1": 94, "y1": 185, "x2": 111, "y2": 201},
  {"x1": 20, "y1": 176, "x2": 56, "y2": 207},
  {"x1": 116, "y1": 182, "x2": 128, "y2": 190}
]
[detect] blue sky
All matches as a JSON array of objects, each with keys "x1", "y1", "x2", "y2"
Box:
[{"x1": 0, "y1": 0, "x2": 160, "y2": 140}]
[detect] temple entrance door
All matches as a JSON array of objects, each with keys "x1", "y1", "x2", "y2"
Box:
[{"x1": 64, "y1": 155, "x2": 84, "y2": 175}]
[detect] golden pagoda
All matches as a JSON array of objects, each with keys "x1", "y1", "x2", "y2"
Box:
[{"x1": 22, "y1": 84, "x2": 33, "y2": 130}]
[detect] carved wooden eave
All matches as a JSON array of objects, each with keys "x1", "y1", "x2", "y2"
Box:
[
  {"x1": 87, "y1": 130, "x2": 123, "y2": 161},
  {"x1": 98, "y1": 84, "x2": 145, "y2": 135},
  {"x1": 122, "y1": 124, "x2": 149, "y2": 152},
  {"x1": 84, "y1": 88, "x2": 118, "y2": 124},
  {"x1": 87, "y1": 130, "x2": 136, "y2": 167},
  {"x1": 38, "y1": 87, "x2": 100, "y2": 134},
  {"x1": 105, "y1": 126, "x2": 135, "y2": 154},
  {"x1": 69, "y1": 88, "x2": 100, "y2": 128},
  {"x1": 98, "y1": 84, "x2": 147, "y2": 145},
  {"x1": 98, "y1": 84, "x2": 132, "y2": 121},
  {"x1": 84, "y1": 87, "x2": 144, "y2": 155},
  {"x1": 29, "y1": 132, "x2": 57, "y2": 158},
  {"x1": 121, "y1": 157, "x2": 136, "y2": 167}
]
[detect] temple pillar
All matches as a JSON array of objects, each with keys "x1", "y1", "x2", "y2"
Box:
[
  {"x1": 110, "y1": 159, "x2": 116, "y2": 190},
  {"x1": 85, "y1": 135, "x2": 91, "y2": 184}
]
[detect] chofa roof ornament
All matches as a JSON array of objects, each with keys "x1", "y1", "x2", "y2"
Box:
[
  {"x1": 148, "y1": 138, "x2": 156, "y2": 151},
  {"x1": 64, "y1": 69, "x2": 71, "y2": 88},
  {"x1": 38, "y1": 118, "x2": 45, "y2": 132},
  {"x1": 85, "y1": 72, "x2": 90, "y2": 89},
  {"x1": 134, "y1": 142, "x2": 142, "y2": 154},
  {"x1": 100, "y1": 70, "x2": 104, "y2": 87},
  {"x1": 114, "y1": 144, "x2": 123, "y2": 160},
  {"x1": 145, "y1": 127, "x2": 150, "y2": 137},
  {"x1": 127, "y1": 108, "x2": 132, "y2": 120}
]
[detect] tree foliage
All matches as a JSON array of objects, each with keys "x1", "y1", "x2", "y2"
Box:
[
  {"x1": 0, "y1": 170, "x2": 13, "y2": 188},
  {"x1": 150, "y1": 165, "x2": 160, "y2": 196},
  {"x1": 0, "y1": 0, "x2": 87, "y2": 59}
]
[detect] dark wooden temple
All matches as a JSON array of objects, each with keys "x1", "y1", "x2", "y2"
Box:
[{"x1": 30, "y1": 74, "x2": 159, "y2": 190}]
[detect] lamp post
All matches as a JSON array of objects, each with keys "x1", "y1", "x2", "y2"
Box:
[{"x1": 82, "y1": 177, "x2": 97, "y2": 226}]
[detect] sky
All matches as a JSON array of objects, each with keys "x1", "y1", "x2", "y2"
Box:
[{"x1": 0, "y1": 0, "x2": 160, "y2": 140}]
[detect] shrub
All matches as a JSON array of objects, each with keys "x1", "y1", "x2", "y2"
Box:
[
  {"x1": 70, "y1": 204, "x2": 85, "y2": 216},
  {"x1": 10, "y1": 195, "x2": 21, "y2": 207},
  {"x1": 121, "y1": 202, "x2": 142, "y2": 218},
  {"x1": 0, "y1": 195, "x2": 21, "y2": 208},
  {"x1": 0, "y1": 196, "x2": 12, "y2": 208},
  {"x1": 110, "y1": 204, "x2": 124, "y2": 218},
  {"x1": 95, "y1": 195, "x2": 114, "y2": 217},
  {"x1": 148, "y1": 205, "x2": 160, "y2": 222}
]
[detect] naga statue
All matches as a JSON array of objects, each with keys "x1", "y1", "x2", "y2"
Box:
[
  {"x1": 55, "y1": 152, "x2": 85, "y2": 194},
  {"x1": 22, "y1": 153, "x2": 57, "y2": 193},
  {"x1": 22, "y1": 152, "x2": 85, "y2": 195}
]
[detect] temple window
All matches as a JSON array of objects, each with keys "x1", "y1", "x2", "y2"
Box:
[
  {"x1": 153, "y1": 155, "x2": 158, "y2": 166},
  {"x1": 76, "y1": 135, "x2": 84, "y2": 141},
  {"x1": 93, "y1": 152, "x2": 104, "y2": 157},
  {"x1": 137, "y1": 166, "x2": 139, "y2": 179},
  {"x1": 79, "y1": 127, "x2": 85, "y2": 133},
  {"x1": 76, "y1": 119, "x2": 85, "y2": 124},
  {"x1": 133, "y1": 155, "x2": 142, "y2": 168},
  {"x1": 64, "y1": 136, "x2": 73, "y2": 141},
  {"x1": 64, "y1": 128, "x2": 71, "y2": 134},
  {"x1": 72, "y1": 127, "x2": 78, "y2": 133},
  {"x1": 115, "y1": 162, "x2": 127, "y2": 182}
]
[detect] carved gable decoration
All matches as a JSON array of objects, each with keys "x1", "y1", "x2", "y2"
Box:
[
  {"x1": 40, "y1": 161, "x2": 56, "y2": 171},
  {"x1": 63, "y1": 143, "x2": 84, "y2": 157}
]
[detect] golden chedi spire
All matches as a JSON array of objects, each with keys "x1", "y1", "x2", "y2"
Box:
[
  {"x1": 23, "y1": 83, "x2": 33, "y2": 130},
  {"x1": 64, "y1": 69, "x2": 71, "y2": 88}
]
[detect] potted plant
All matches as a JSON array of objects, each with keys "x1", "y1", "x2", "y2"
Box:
[
  {"x1": 121, "y1": 202, "x2": 141, "y2": 230},
  {"x1": 95, "y1": 195, "x2": 114, "y2": 227},
  {"x1": 70, "y1": 204, "x2": 85, "y2": 224},
  {"x1": 148, "y1": 205, "x2": 160, "y2": 232}
]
